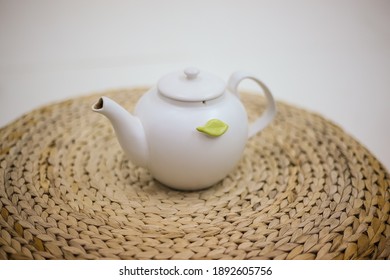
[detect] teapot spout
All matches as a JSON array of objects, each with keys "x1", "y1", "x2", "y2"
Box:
[{"x1": 92, "y1": 96, "x2": 148, "y2": 168}]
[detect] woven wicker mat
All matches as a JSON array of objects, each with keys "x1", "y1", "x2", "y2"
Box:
[{"x1": 0, "y1": 88, "x2": 389, "y2": 260}]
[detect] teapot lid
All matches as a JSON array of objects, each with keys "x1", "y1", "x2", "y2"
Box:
[{"x1": 157, "y1": 67, "x2": 225, "y2": 102}]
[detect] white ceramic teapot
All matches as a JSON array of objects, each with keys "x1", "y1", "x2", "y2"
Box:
[{"x1": 92, "y1": 67, "x2": 276, "y2": 190}]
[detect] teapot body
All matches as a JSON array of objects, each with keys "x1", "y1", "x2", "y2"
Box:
[{"x1": 134, "y1": 87, "x2": 248, "y2": 190}]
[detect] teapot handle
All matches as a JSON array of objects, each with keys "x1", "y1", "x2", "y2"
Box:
[{"x1": 227, "y1": 72, "x2": 276, "y2": 138}]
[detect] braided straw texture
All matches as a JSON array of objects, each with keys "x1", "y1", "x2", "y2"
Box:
[{"x1": 1, "y1": 88, "x2": 389, "y2": 260}]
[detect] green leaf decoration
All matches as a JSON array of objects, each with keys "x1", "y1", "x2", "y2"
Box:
[{"x1": 196, "y1": 119, "x2": 229, "y2": 137}]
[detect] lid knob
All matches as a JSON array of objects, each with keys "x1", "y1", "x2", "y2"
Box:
[{"x1": 184, "y1": 67, "x2": 200, "y2": 80}]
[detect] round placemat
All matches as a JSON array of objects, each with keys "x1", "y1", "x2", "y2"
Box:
[{"x1": 0, "y1": 88, "x2": 389, "y2": 260}]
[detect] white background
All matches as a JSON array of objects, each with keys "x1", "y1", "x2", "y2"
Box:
[
  {"x1": 0, "y1": 0, "x2": 389, "y2": 170},
  {"x1": 0, "y1": 260, "x2": 389, "y2": 279}
]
